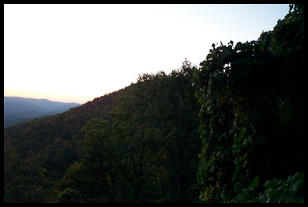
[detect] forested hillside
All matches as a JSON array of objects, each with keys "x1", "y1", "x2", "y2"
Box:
[{"x1": 4, "y1": 4, "x2": 304, "y2": 203}]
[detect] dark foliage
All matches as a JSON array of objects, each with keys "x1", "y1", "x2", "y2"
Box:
[{"x1": 193, "y1": 4, "x2": 304, "y2": 202}]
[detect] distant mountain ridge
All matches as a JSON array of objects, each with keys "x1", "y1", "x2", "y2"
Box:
[{"x1": 4, "y1": 96, "x2": 81, "y2": 128}]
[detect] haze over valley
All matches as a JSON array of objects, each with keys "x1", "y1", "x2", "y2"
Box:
[{"x1": 4, "y1": 96, "x2": 80, "y2": 127}]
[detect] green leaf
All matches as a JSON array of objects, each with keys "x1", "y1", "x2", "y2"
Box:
[{"x1": 249, "y1": 176, "x2": 260, "y2": 191}]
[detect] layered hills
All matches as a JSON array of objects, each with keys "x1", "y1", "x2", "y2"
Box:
[{"x1": 4, "y1": 96, "x2": 80, "y2": 128}]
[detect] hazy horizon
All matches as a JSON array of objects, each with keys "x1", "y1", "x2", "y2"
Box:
[
  {"x1": 4, "y1": 95, "x2": 82, "y2": 104},
  {"x1": 4, "y1": 4, "x2": 289, "y2": 104}
]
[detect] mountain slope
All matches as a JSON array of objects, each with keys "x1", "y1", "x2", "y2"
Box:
[
  {"x1": 4, "y1": 64, "x2": 201, "y2": 203},
  {"x1": 4, "y1": 89, "x2": 126, "y2": 202}
]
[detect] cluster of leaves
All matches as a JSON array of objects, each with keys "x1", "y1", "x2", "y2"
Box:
[
  {"x1": 231, "y1": 172, "x2": 304, "y2": 203},
  {"x1": 193, "y1": 4, "x2": 304, "y2": 202},
  {"x1": 54, "y1": 188, "x2": 83, "y2": 203}
]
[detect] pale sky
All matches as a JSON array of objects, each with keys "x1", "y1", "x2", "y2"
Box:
[{"x1": 4, "y1": 4, "x2": 289, "y2": 104}]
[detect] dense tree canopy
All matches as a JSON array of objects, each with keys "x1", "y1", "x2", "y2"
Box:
[
  {"x1": 193, "y1": 4, "x2": 304, "y2": 202},
  {"x1": 58, "y1": 62, "x2": 201, "y2": 202}
]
